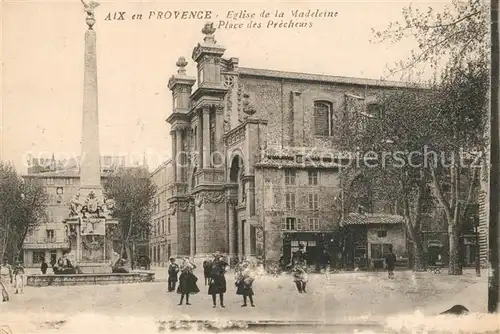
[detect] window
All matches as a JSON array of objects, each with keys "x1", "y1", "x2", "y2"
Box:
[
  {"x1": 64, "y1": 178, "x2": 74, "y2": 185},
  {"x1": 32, "y1": 251, "x2": 45, "y2": 264},
  {"x1": 367, "y1": 103, "x2": 383, "y2": 118},
  {"x1": 224, "y1": 75, "x2": 235, "y2": 88},
  {"x1": 308, "y1": 170, "x2": 318, "y2": 185},
  {"x1": 308, "y1": 194, "x2": 319, "y2": 210},
  {"x1": 308, "y1": 218, "x2": 320, "y2": 231},
  {"x1": 167, "y1": 217, "x2": 171, "y2": 234},
  {"x1": 46, "y1": 229, "x2": 55, "y2": 242},
  {"x1": 173, "y1": 96, "x2": 178, "y2": 109},
  {"x1": 161, "y1": 219, "x2": 165, "y2": 234},
  {"x1": 377, "y1": 230, "x2": 387, "y2": 238},
  {"x1": 281, "y1": 217, "x2": 297, "y2": 231},
  {"x1": 314, "y1": 101, "x2": 333, "y2": 136},
  {"x1": 285, "y1": 170, "x2": 296, "y2": 185},
  {"x1": 47, "y1": 178, "x2": 54, "y2": 185},
  {"x1": 285, "y1": 193, "x2": 296, "y2": 210},
  {"x1": 291, "y1": 240, "x2": 315, "y2": 254},
  {"x1": 370, "y1": 243, "x2": 392, "y2": 259}
]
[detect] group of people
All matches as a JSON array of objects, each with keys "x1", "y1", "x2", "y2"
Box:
[
  {"x1": 0, "y1": 258, "x2": 25, "y2": 302},
  {"x1": 40, "y1": 256, "x2": 76, "y2": 275},
  {"x1": 167, "y1": 252, "x2": 256, "y2": 308}
]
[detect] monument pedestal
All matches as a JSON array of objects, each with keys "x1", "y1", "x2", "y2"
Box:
[{"x1": 78, "y1": 263, "x2": 112, "y2": 274}]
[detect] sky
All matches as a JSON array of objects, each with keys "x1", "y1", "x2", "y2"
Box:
[{"x1": 1, "y1": 0, "x2": 451, "y2": 173}]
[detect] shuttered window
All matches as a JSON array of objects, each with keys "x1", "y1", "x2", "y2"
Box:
[{"x1": 314, "y1": 102, "x2": 332, "y2": 136}]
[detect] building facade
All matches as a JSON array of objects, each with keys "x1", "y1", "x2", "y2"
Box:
[
  {"x1": 149, "y1": 159, "x2": 173, "y2": 267},
  {"x1": 164, "y1": 23, "x2": 420, "y2": 265}
]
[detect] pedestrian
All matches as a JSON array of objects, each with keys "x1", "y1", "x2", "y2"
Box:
[
  {"x1": 292, "y1": 244, "x2": 307, "y2": 267},
  {"x1": 167, "y1": 257, "x2": 179, "y2": 292},
  {"x1": 202, "y1": 257, "x2": 212, "y2": 286},
  {"x1": 41, "y1": 258, "x2": 48, "y2": 275},
  {"x1": 208, "y1": 251, "x2": 229, "y2": 308},
  {"x1": 235, "y1": 263, "x2": 255, "y2": 307},
  {"x1": 385, "y1": 246, "x2": 397, "y2": 279},
  {"x1": 292, "y1": 265, "x2": 308, "y2": 293},
  {"x1": 177, "y1": 257, "x2": 199, "y2": 305},
  {"x1": 0, "y1": 258, "x2": 12, "y2": 302},
  {"x1": 13, "y1": 261, "x2": 25, "y2": 294}
]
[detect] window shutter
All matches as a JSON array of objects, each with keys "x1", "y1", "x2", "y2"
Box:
[
  {"x1": 297, "y1": 219, "x2": 302, "y2": 230},
  {"x1": 281, "y1": 217, "x2": 287, "y2": 230}
]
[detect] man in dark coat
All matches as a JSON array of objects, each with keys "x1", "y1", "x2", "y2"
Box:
[
  {"x1": 385, "y1": 246, "x2": 397, "y2": 279},
  {"x1": 208, "y1": 252, "x2": 229, "y2": 308},
  {"x1": 41, "y1": 259, "x2": 48, "y2": 275}
]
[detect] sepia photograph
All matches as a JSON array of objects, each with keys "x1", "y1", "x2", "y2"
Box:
[{"x1": 1, "y1": 0, "x2": 498, "y2": 332}]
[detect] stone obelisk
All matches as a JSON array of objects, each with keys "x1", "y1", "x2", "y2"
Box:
[{"x1": 80, "y1": 0, "x2": 102, "y2": 200}]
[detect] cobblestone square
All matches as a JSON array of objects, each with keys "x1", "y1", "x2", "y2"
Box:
[{"x1": 0, "y1": 268, "x2": 489, "y2": 333}]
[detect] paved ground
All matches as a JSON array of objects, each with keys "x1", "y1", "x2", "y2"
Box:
[{"x1": 0, "y1": 268, "x2": 491, "y2": 333}]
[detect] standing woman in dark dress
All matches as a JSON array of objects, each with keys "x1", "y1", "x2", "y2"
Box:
[
  {"x1": 177, "y1": 257, "x2": 200, "y2": 305},
  {"x1": 208, "y1": 252, "x2": 229, "y2": 308}
]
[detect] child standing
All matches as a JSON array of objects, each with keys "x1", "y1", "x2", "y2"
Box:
[
  {"x1": 13, "y1": 261, "x2": 25, "y2": 294},
  {"x1": 292, "y1": 266, "x2": 308, "y2": 293},
  {"x1": 167, "y1": 257, "x2": 179, "y2": 292},
  {"x1": 235, "y1": 263, "x2": 255, "y2": 307},
  {"x1": 177, "y1": 257, "x2": 200, "y2": 305}
]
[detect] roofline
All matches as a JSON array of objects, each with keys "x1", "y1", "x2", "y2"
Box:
[
  {"x1": 22, "y1": 172, "x2": 112, "y2": 178},
  {"x1": 150, "y1": 158, "x2": 172, "y2": 176},
  {"x1": 236, "y1": 67, "x2": 425, "y2": 89}
]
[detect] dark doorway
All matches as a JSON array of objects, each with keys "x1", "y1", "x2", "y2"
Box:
[{"x1": 250, "y1": 225, "x2": 257, "y2": 255}]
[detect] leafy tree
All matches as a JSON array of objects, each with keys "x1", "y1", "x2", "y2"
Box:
[
  {"x1": 370, "y1": 0, "x2": 489, "y2": 275},
  {"x1": 339, "y1": 88, "x2": 436, "y2": 272},
  {"x1": 103, "y1": 167, "x2": 157, "y2": 263},
  {"x1": 371, "y1": 0, "x2": 488, "y2": 80},
  {"x1": 425, "y1": 61, "x2": 488, "y2": 275},
  {"x1": 0, "y1": 162, "x2": 48, "y2": 263}
]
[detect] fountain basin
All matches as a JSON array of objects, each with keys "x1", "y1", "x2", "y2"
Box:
[{"x1": 26, "y1": 272, "x2": 155, "y2": 287}]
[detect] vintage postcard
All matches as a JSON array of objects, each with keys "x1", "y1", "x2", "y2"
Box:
[{"x1": 1, "y1": 0, "x2": 498, "y2": 333}]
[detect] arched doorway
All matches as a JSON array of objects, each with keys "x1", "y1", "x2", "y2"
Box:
[{"x1": 229, "y1": 154, "x2": 245, "y2": 258}]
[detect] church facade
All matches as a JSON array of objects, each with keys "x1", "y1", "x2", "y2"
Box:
[
  {"x1": 165, "y1": 24, "x2": 411, "y2": 265},
  {"x1": 165, "y1": 23, "x2": 488, "y2": 267}
]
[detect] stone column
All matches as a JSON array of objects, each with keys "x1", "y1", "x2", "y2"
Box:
[
  {"x1": 202, "y1": 107, "x2": 211, "y2": 168},
  {"x1": 171, "y1": 130, "x2": 177, "y2": 182},
  {"x1": 227, "y1": 200, "x2": 236, "y2": 257},
  {"x1": 80, "y1": 27, "x2": 101, "y2": 190},
  {"x1": 238, "y1": 218, "x2": 243, "y2": 257},
  {"x1": 246, "y1": 177, "x2": 256, "y2": 216},
  {"x1": 76, "y1": 224, "x2": 81, "y2": 263},
  {"x1": 176, "y1": 128, "x2": 183, "y2": 182},
  {"x1": 190, "y1": 205, "x2": 196, "y2": 257},
  {"x1": 215, "y1": 104, "x2": 224, "y2": 162},
  {"x1": 197, "y1": 116, "x2": 203, "y2": 169}
]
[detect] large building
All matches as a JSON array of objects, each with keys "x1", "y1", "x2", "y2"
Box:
[
  {"x1": 163, "y1": 23, "x2": 424, "y2": 265},
  {"x1": 22, "y1": 156, "x2": 145, "y2": 268},
  {"x1": 162, "y1": 23, "x2": 488, "y2": 268}
]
